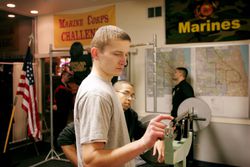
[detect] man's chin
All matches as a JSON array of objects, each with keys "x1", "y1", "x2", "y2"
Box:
[
  {"x1": 123, "y1": 107, "x2": 129, "y2": 111},
  {"x1": 113, "y1": 73, "x2": 121, "y2": 77},
  {"x1": 115, "y1": 69, "x2": 124, "y2": 74}
]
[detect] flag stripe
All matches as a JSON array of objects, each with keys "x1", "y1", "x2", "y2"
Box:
[{"x1": 16, "y1": 46, "x2": 41, "y2": 139}]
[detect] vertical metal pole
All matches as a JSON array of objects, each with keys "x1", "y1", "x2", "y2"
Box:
[
  {"x1": 30, "y1": 45, "x2": 65, "y2": 166},
  {"x1": 153, "y1": 34, "x2": 157, "y2": 113},
  {"x1": 49, "y1": 44, "x2": 55, "y2": 156}
]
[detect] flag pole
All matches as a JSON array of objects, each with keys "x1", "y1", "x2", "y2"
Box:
[
  {"x1": 3, "y1": 97, "x2": 17, "y2": 153},
  {"x1": 3, "y1": 34, "x2": 35, "y2": 153},
  {"x1": 28, "y1": 33, "x2": 33, "y2": 47},
  {"x1": 3, "y1": 34, "x2": 36, "y2": 154}
]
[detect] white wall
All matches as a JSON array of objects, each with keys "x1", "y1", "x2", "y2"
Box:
[
  {"x1": 13, "y1": 63, "x2": 27, "y2": 141},
  {"x1": 36, "y1": 0, "x2": 250, "y2": 166},
  {"x1": 116, "y1": 0, "x2": 165, "y2": 116},
  {"x1": 195, "y1": 122, "x2": 250, "y2": 167}
]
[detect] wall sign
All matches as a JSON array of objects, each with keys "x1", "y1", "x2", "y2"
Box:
[
  {"x1": 54, "y1": 5, "x2": 116, "y2": 48},
  {"x1": 165, "y1": 0, "x2": 250, "y2": 44}
]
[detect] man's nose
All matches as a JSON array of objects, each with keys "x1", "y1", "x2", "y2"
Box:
[{"x1": 120, "y1": 55, "x2": 127, "y2": 66}]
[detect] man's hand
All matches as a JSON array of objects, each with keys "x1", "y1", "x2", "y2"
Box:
[
  {"x1": 153, "y1": 140, "x2": 165, "y2": 163},
  {"x1": 140, "y1": 114, "x2": 173, "y2": 150}
]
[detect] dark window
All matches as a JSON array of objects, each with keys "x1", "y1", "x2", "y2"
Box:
[
  {"x1": 155, "y1": 6, "x2": 162, "y2": 17},
  {"x1": 148, "y1": 7, "x2": 154, "y2": 18}
]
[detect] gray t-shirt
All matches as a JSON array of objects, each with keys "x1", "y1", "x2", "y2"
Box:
[{"x1": 74, "y1": 73, "x2": 135, "y2": 167}]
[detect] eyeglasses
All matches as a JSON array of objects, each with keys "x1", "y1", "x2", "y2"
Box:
[{"x1": 116, "y1": 91, "x2": 136, "y2": 101}]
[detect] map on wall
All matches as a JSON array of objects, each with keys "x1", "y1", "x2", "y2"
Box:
[
  {"x1": 146, "y1": 44, "x2": 249, "y2": 118},
  {"x1": 195, "y1": 45, "x2": 248, "y2": 96},
  {"x1": 146, "y1": 48, "x2": 191, "y2": 98},
  {"x1": 145, "y1": 48, "x2": 191, "y2": 113}
]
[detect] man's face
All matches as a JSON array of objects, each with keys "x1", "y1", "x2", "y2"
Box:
[
  {"x1": 67, "y1": 82, "x2": 79, "y2": 94},
  {"x1": 63, "y1": 72, "x2": 72, "y2": 83},
  {"x1": 93, "y1": 39, "x2": 130, "y2": 79},
  {"x1": 172, "y1": 69, "x2": 182, "y2": 81},
  {"x1": 116, "y1": 83, "x2": 135, "y2": 111}
]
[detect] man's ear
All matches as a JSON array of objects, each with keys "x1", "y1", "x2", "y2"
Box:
[{"x1": 91, "y1": 47, "x2": 98, "y2": 60}]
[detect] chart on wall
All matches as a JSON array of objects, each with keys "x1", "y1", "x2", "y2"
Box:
[{"x1": 146, "y1": 44, "x2": 249, "y2": 118}]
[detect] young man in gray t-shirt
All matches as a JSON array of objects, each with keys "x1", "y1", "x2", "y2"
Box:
[{"x1": 74, "y1": 25, "x2": 173, "y2": 167}]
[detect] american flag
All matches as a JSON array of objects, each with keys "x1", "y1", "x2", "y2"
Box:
[{"x1": 16, "y1": 46, "x2": 41, "y2": 139}]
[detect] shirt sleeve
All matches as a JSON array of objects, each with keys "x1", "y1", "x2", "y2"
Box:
[
  {"x1": 57, "y1": 122, "x2": 75, "y2": 146},
  {"x1": 78, "y1": 92, "x2": 113, "y2": 144}
]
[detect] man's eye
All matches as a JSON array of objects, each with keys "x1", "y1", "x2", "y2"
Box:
[{"x1": 114, "y1": 53, "x2": 122, "y2": 57}]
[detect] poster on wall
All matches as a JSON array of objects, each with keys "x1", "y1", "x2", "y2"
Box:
[
  {"x1": 54, "y1": 5, "x2": 116, "y2": 48},
  {"x1": 165, "y1": 0, "x2": 250, "y2": 44}
]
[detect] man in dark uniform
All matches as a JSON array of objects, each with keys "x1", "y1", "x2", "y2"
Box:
[
  {"x1": 171, "y1": 67, "x2": 194, "y2": 167},
  {"x1": 171, "y1": 67, "x2": 194, "y2": 118},
  {"x1": 69, "y1": 42, "x2": 92, "y2": 85}
]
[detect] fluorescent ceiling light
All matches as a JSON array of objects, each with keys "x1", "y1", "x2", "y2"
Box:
[
  {"x1": 30, "y1": 10, "x2": 39, "y2": 14},
  {"x1": 8, "y1": 14, "x2": 15, "y2": 18},
  {"x1": 6, "y1": 3, "x2": 16, "y2": 8}
]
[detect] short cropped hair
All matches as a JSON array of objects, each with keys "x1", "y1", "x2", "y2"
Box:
[
  {"x1": 70, "y1": 42, "x2": 83, "y2": 59},
  {"x1": 91, "y1": 25, "x2": 131, "y2": 51},
  {"x1": 113, "y1": 80, "x2": 134, "y2": 91},
  {"x1": 61, "y1": 70, "x2": 72, "y2": 79},
  {"x1": 176, "y1": 67, "x2": 188, "y2": 78}
]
